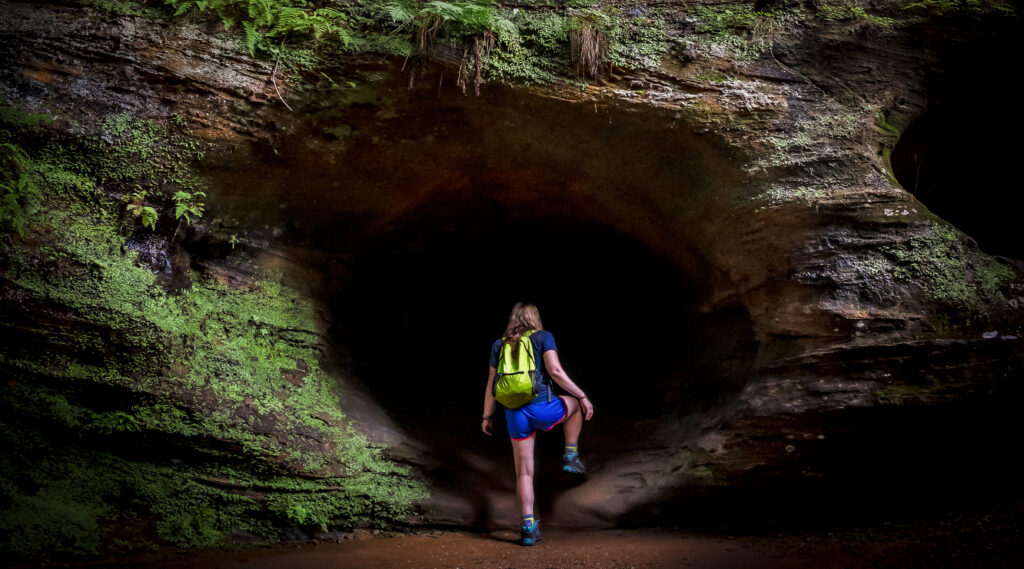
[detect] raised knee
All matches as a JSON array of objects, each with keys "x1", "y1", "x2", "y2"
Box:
[{"x1": 565, "y1": 399, "x2": 581, "y2": 416}]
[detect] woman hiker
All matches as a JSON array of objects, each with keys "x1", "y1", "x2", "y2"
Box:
[{"x1": 481, "y1": 302, "x2": 595, "y2": 546}]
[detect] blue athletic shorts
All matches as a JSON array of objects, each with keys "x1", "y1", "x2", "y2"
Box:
[{"x1": 505, "y1": 396, "x2": 568, "y2": 440}]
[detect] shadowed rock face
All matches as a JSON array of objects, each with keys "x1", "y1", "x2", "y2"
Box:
[
  {"x1": 890, "y1": 30, "x2": 1024, "y2": 261},
  {"x1": 2, "y1": 0, "x2": 1024, "y2": 548}
]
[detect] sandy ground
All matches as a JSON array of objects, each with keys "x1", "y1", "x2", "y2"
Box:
[
  {"x1": 87, "y1": 517, "x2": 1022, "y2": 569},
  {"x1": 33, "y1": 502, "x2": 1023, "y2": 569},
  {"x1": 114, "y1": 529, "x2": 793, "y2": 569}
]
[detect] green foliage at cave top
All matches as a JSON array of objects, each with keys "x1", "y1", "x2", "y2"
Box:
[
  {"x1": 164, "y1": 0, "x2": 352, "y2": 54},
  {"x1": 95, "y1": 0, "x2": 1021, "y2": 82},
  {"x1": 389, "y1": 0, "x2": 498, "y2": 32},
  {"x1": 152, "y1": 0, "x2": 674, "y2": 84},
  {"x1": 161, "y1": 0, "x2": 507, "y2": 55}
]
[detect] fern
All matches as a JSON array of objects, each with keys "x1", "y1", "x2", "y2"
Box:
[
  {"x1": 242, "y1": 20, "x2": 260, "y2": 55},
  {"x1": 162, "y1": 0, "x2": 515, "y2": 91},
  {"x1": 172, "y1": 1, "x2": 193, "y2": 17},
  {"x1": 248, "y1": 0, "x2": 276, "y2": 27},
  {"x1": 412, "y1": 0, "x2": 500, "y2": 50},
  {"x1": 385, "y1": 1, "x2": 416, "y2": 23},
  {"x1": 0, "y1": 141, "x2": 29, "y2": 166},
  {"x1": 309, "y1": 9, "x2": 349, "y2": 40},
  {"x1": 419, "y1": 0, "x2": 494, "y2": 32},
  {"x1": 421, "y1": 1, "x2": 465, "y2": 21},
  {"x1": 166, "y1": 0, "x2": 352, "y2": 55},
  {"x1": 275, "y1": 6, "x2": 306, "y2": 32},
  {"x1": 0, "y1": 141, "x2": 36, "y2": 237},
  {"x1": 0, "y1": 174, "x2": 31, "y2": 236}
]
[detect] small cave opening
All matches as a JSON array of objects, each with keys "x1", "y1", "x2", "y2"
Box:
[{"x1": 891, "y1": 29, "x2": 1024, "y2": 261}]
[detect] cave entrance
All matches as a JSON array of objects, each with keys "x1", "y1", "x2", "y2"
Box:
[
  {"x1": 333, "y1": 194, "x2": 757, "y2": 464},
  {"x1": 199, "y1": 68, "x2": 759, "y2": 523}
]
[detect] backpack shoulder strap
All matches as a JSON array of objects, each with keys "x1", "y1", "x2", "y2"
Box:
[
  {"x1": 519, "y1": 330, "x2": 552, "y2": 402},
  {"x1": 522, "y1": 330, "x2": 539, "y2": 367},
  {"x1": 495, "y1": 337, "x2": 505, "y2": 367}
]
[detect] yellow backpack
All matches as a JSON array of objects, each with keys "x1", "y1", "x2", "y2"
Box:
[{"x1": 493, "y1": 330, "x2": 545, "y2": 409}]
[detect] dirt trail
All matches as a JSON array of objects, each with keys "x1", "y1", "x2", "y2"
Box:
[
  {"x1": 115, "y1": 529, "x2": 807, "y2": 569},
  {"x1": 52, "y1": 503, "x2": 1022, "y2": 569},
  {"x1": 49, "y1": 506, "x2": 1024, "y2": 569}
]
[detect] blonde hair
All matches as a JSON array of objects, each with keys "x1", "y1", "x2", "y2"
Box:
[{"x1": 503, "y1": 302, "x2": 544, "y2": 356}]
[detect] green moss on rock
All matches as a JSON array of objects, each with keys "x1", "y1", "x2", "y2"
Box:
[
  {"x1": 688, "y1": 4, "x2": 795, "y2": 63},
  {"x1": 864, "y1": 221, "x2": 1016, "y2": 310},
  {"x1": 605, "y1": 11, "x2": 671, "y2": 70},
  {"x1": 0, "y1": 103, "x2": 427, "y2": 562},
  {"x1": 817, "y1": 1, "x2": 899, "y2": 28}
]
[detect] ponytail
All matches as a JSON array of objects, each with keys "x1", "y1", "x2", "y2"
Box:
[{"x1": 503, "y1": 302, "x2": 543, "y2": 357}]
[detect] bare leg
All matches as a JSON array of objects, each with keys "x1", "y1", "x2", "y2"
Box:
[
  {"x1": 510, "y1": 434, "x2": 536, "y2": 517},
  {"x1": 560, "y1": 396, "x2": 583, "y2": 446}
]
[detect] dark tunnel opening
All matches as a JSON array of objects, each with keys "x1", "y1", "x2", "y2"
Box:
[
  {"x1": 891, "y1": 26, "x2": 1024, "y2": 261},
  {"x1": 330, "y1": 195, "x2": 758, "y2": 471}
]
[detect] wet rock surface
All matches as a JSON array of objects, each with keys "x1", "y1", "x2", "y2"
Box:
[
  {"x1": 126, "y1": 229, "x2": 172, "y2": 274},
  {"x1": 2, "y1": 0, "x2": 1023, "y2": 559}
]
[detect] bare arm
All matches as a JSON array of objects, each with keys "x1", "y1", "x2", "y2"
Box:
[
  {"x1": 543, "y1": 350, "x2": 594, "y2": 420},
  {"x1": 481, "y1": 366, "x2": 496, "y2": 435}
]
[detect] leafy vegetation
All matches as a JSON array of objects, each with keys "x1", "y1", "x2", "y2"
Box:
[
  {"x1": 84, "y1": 0, "x2": 166, "y2": 17},
  {"x1": 78, "y1": 0, "x2": 1022, "y2": 94},
  {"x1": 485, "y1": 10, "x2": 562, "y2": 85},
  {"x1": 605, "y1": 11, "x2": 671, "y2": 70},
  {"x1": 689, "y1": 5, "x2": 790, "y2": 62},
  {"x1": 125, "y1": 188, "x2": 159, "y2": 230},
  {"x1": 0, "y1": 142, "x2": 38, "y2": 236},
  {"x1": 0, "y1": 101, "x2": 427, "y2": 562},
  {"x1": 817, "y1": 1, "x2": 899, "y2": 27},
  {"x1": 172, "y1": 189, "x2": 206, "y2": 239},
  {"x1": 151, "y1": 0, "x2": 676, "y2": 88},
  {"x1": 399, "y1": 0, "x2": 498, "y2": 48},
  {"x1": 164, "y1": 0, "x2": 351, "y2": 54}
]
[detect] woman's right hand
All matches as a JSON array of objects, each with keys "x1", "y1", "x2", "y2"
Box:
[
  {"x1": 580, "y1": 397, "x2": 594, "y2": 421},
  {"x1": 481, "y1": 417, "x2": 493, "y2": 435}
]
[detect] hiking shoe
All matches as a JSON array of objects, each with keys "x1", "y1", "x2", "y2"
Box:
[
  {"x1": 562, "y1": 451, "x2": 586, "y2": 474},
  {"x1": 519, "y1": 519, "x2": 541, "y2": 546}
]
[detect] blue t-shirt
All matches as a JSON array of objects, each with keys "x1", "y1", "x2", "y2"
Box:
[{"x1": 489, "y1": 330, "x2": 558, "y2": 405}]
